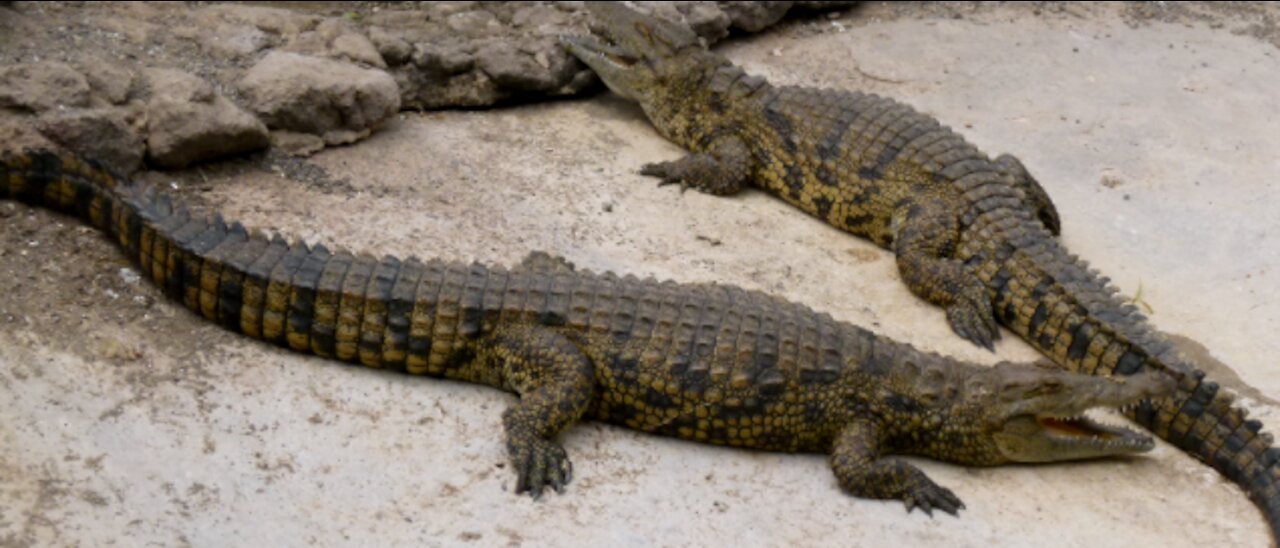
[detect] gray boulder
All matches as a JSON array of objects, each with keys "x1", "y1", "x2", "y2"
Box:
[
  {"x1": 240, "y1": 52, "x2": 400, "y2": 147},
  {"x1": 144, "y1": 68, "x2": 269, "y2": 169}
]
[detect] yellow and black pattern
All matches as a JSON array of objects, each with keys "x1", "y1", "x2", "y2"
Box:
[
  {"x1": 2, "y1": 149, "x2": 1169, "y2": 513},
  {"x1": 563, "y1": 1, "x2": 1280, "y2": 537}
]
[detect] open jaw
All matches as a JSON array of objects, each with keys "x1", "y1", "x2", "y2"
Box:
[
  {"x1": 561, "y1": 34, "x2": 638, "y2": 69},
  {"x1": 996, "y1": 408, "x2": 1157, "y2": 463}
]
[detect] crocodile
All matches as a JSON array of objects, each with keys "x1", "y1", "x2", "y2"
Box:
[
  {"x1": 0, "y1": 149, "x2": 1171, "y2": 517},
  {"x1": 562, "y1": 0, "x2": 1280, "y2": 538}
]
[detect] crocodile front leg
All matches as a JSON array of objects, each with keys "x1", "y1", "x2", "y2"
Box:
[
  {"x1": 483, "y1": 324, "x2": 596, "y2": 498},
  {"x1": 830, "y1": 420, "x2": 964, "y2": 516},
  {"x1": 640, "y1": 134, "x2": 751, "y2": 196},
  {"x1": 893, "y1": 199, "x2": 999, "y2": 350}
]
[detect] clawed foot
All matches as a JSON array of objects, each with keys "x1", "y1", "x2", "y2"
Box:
[
  {"x1": 945, "y1": 282, "x2": 1000, "y2": 351},
  {"x1": 901, "y1": 478, "x2": 965, "y2": 517},
  {"x1": 640, "y1": 160, "x2": 693, "y2": 193},
  {"x1": 639, "y1": 155, "x2": 745, "y2": 196},
  {"x1": 509, "y1": 437, "x2": 573, "y2": 499}
]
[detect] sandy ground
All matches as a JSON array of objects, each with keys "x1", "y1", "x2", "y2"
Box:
[{"x1": 3, "y1": 3, "x2": 1279, "y2": 547}]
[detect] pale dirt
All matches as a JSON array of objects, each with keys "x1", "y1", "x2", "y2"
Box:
[{"x1": 2, "y1": 2, "x2": 1279, "y2": 547}]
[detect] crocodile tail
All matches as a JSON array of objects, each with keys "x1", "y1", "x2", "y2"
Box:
[
  {"x1": 975, "y1": 227, "x2": 1280, "y2": 538},
  {"x1": 0, "y1": 149, "x2": 449, "y2": 376},
  {"x1": 2, "y1": 149, "x2": 128, "y2": 229}
]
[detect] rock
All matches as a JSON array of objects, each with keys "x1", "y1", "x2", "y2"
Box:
[
  {"x1": 412, "y1": 43, "x2": 476, "y2": 75},
  {"x1": 403, "y1": 36, "x2": 583, "y2": 109},
  {"x1": 476, "y1": 42, "x2": 558, "y2": 91},
  {"x1": 269, "y1": 130, "x2": 326, "y2": 157},
  {"x1": 720, "y1": 1, "x2": 796, "y2": 32},
  {"x1": 38, "y1": 107, "x2": 145, "y2": 173},
  {"x1": 240, "y1": 52, "x2": 399, "y2": 146},
  {"x1": 332, "y1": 33, "x2": 386, "y2": 68},
  {"x1": 148, "y1": 68, "x2": 213, "y2": 103},
  {"x1": 794, "y1": 1, "x2": 860, "y2": 10},
  {"x1": 428, "y1": 2, "x2": 481, "y2": 19},
  {"x1": 368, "y1": 26, "x2": 412, "y2": 67},
  {"x1": 0, "y1": 113, "x2": 55, "y2": 154},
  {"x1": 446, "y1": 10, "x2": 501, "y2": 38},
  {"x1": 633, "y1": 2, "x2": 731, "y2": 42},
  {"x1": 196, "y1": 4, "x2": 318, "y2": 38},
  {"x1": 511, "y1": 4, "x2": 572, "y2": 30},
  {"x1": 674, "y1": 2, "x2": 733, "y2": 40},
  {"x1": 201, "y1": 23, "x2": 271, "y2": 60},
  {"x1": 282, "y1": 18, "x2": 388, "y2": 68},
  {"x1": 313, "y1": 17, "x2": 355, "y2": 42},
  {"x1": 144, "y1": 69, "x2": 269, "y2": 169},
  {"x1": 92, "y1": 11, "x2": 159, "y2": 45},
  {"x1": 76, "y1": 59, "x2": 136, "y2": 106},
  {"x1": 0, "y1": 62, "x2": 91, "y2": 113},
  {"x1": 405, "y1": 71, "x2": 502, "y2": 110},
  {"x1": 374, "y1": 1, "x2": 841, "y2": 110}
]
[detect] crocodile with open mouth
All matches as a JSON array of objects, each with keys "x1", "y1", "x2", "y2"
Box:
[{"x1": 2, "y1": 149, "x2": 1169, "y2": 515}]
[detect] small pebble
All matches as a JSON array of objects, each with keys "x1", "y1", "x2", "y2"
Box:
[{"x1": 120, "y1": 268, "x2": 141, "y2": 285}]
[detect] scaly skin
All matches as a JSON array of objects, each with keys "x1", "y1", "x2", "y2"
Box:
[
  {"x1": 564, "y1": 0, "x2": 1280, "y2": 538},
  {"x1": 0, "y1": 149, "x2": 1170, "y2": 516}
]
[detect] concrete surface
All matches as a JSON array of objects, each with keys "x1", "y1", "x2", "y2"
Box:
[{"x1": 2, "y1": 5, "x2": 1278, "y2": 547}]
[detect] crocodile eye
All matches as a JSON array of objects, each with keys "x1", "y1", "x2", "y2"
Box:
[{"x1": 1033, "y1": 379, "x2": 1064, "y2": 394}]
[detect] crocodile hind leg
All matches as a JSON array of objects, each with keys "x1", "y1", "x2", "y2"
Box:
[
  {"x1": 994, "y1": 153, "x2": 1060, "y2": 236},
  {"x1": 481, "y1": 324, "x2": 596, "y2": 498},
  {"x1": 640, "y1": 134, "x2": 751, "y2": 196},
  {"x1": 830, "y1": 420, "x2": 964, "y2": 516},
  {"x1": 893, "y1": 200, "x2": 999, "y2": 350}
]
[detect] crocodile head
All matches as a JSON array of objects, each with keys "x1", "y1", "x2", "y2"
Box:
[
  {"x1": 561, "y1": 1, "x2": 722, "y2": 103},
  {"x1": 909, "y1": 362, "x2": 1173, "y2": 464}
]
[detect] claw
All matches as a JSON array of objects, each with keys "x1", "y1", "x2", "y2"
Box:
[
  {"x1": 952, "y1": 322, "x2": 973, "y2": 347},
  {"x1": 979, "y1": 331, "x2": 995, "y2": 352},
  {"x1": 559, "y1": 456, "x2": 573, "y2": 490},
  {"x1": 903, "y1": 481, "x2": 964, "y2": 517},
  {"x1": 637, "y1": 160, "x2": 691, "y2": 192},
  {"x1": 644, "y1": 162, "x2": 692, "y2": 194},
  {"x1": 510, "y1": 438, "x2": 573, "y2": 499},
  {"x1": 911, "y1": 498, "x2": 934, "y2": 516},
  {"x1": 516, "y1": 463, "x2": 530, "y2": 494},
  {"x1": 656, "y1": 179, "x2": 690, "y2": 193},
  {"x1": 528, "y1": 455, "x2": 547, "y2": 499},
  {"x1": 641, "y1": 162, "x2": 672, "y2": 180},
  {"x1": 547, "y1": 465, "x2": 563, "y2": 494},
  {"x1": 945, "y1": 283, "x2": 1000, "y2": 351}
]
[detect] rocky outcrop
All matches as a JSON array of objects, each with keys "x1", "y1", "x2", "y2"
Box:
[
  {"x1": 0, "y1": 62, "x2": 92, "y2": 113},
  {"x1": 239, "y1": 52, "x2": 400, "y2": 151},
  {"x1": 144, "y1": 69, "x2": 269, "y2": 169},
  {"x1": 0, "y1": 1, "x2": 856, "y2": 165},
  {"x1": 38, "y1": 108, "x2": 145, "y2": 173}
]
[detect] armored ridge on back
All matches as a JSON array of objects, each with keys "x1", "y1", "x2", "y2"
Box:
[
  {"x1": 563, "y1": 0, "x2": 1280, "y2": 539},
  {"x1": 1, "y1": 149, "x2": 1172, "y2": 518}
]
